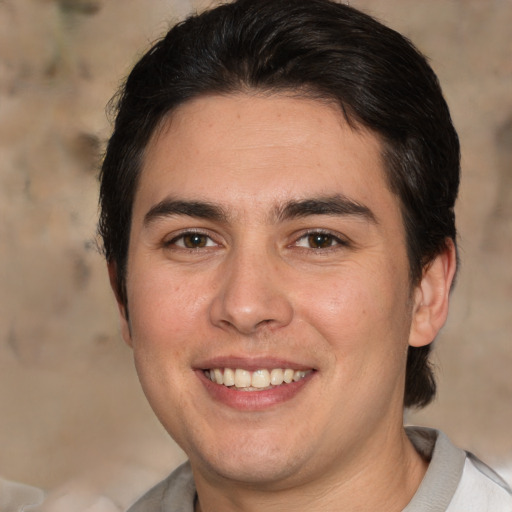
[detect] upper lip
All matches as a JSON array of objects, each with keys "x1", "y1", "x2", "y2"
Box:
[{"x1": 194, "y1": 356, "x2": 315, "y2": 372}]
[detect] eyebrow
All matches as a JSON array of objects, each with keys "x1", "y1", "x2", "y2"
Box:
[
  {"x1": 143, "y1": 199, "x2": 229, "y2": 226},
  {"x1": 143, "y1": 194, "x2": 377, "y2": 226},
  {"x1": 274, "y1": 195, "x2": 377, "y2": 224}
]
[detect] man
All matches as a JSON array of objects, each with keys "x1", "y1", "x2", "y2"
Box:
[{"x1": 99, "y1": 0, "x2": 512, "y2": 510}]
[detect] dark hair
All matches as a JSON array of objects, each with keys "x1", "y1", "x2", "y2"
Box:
[{"x1": 99, "y1": 0, "x2": 460, "y2": 408}]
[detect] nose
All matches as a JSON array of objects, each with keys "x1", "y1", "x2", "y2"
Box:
[{"x1": 209, "y1": 246, "x2": 294, "y2": 335}]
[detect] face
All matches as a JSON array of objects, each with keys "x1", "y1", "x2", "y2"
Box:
[{"x1": 120, "y1": 94, "x2": 425, "y2": 489}]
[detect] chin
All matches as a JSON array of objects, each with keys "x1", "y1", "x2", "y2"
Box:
[
  {"x1": 188, "y1": 430, "x2": 312, "y2": 487},
  {"x1": 201, "y1": 453, "x2": 303, "y2": 487}
]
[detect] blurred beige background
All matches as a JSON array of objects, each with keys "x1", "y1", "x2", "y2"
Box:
[{"x1": 1, "y1": 0, "x2": 511, "y2": 508}]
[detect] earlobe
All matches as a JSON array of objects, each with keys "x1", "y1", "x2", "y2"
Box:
[
  {"x1": 409, "y1": 239, "x2": 457, "y2": 348},
  {"x1": 107, "y1": 262, "x2": 133, "y2": 348}
]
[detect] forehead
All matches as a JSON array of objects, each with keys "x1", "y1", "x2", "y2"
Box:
[{"x1": 135, "y1": 93, "x2": 398, "y2": 222}]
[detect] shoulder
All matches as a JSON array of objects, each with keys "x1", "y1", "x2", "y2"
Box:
[
  {"x1": 447, "y1": 453, "x2": 512, "y2": 511},
  {"x1": 404, "y1": 426, "x2": 512, "y2": 512},
  {"x1": 126, "y1": 462, "x2": 196, "y2": 512},
  {"x1": 0, "y1": 476, "x2": 45, "y2": 511}
]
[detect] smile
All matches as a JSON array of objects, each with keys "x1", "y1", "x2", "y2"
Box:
[{"x1": 204, "y1": 368, "x2": 312, "y2": 390}]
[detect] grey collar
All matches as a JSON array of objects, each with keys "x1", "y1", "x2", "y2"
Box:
[{"x1": 403, "y1": 426, "x2": 466, "y2": 512}]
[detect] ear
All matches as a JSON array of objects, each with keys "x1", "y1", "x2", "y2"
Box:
[
  {"x1": 409, "y1": 239, "x2": 457, "y2": 348},
  {"x1": 107, "y1": 262, "x2": 133, "y2": 347}
]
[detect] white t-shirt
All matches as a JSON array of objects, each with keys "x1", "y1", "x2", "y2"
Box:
[
  {"x1": 403, "y1": 427, "x2": 512, "y2": 511},
  {"x1": 0, "y1": 477, "x2": 44, "y2": 512}
]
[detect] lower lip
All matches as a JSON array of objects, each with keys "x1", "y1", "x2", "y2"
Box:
[{"x1": 196, "y1": 370, "x2": 314, "y2": 411}]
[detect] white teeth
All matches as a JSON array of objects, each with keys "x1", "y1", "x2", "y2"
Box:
[
  {"x1": 214, "y1": 368, "x2": 223, "y2": 385},
  {"x1": 223, "y1": 368, "x2": 235, "y2": 386},
  {"x1": 270, "y1": 368, "x2": 284, "y2": 385},
  {"x1": 205, "y1": 367, "x2": 311, "y2": 390},
  {"x1": 293, "y1": 370, "x2": 306, "y2": 382},
  {"x1": 251, "y1": 369, "x2": 270, "y2": 388},
  {"x1": 283, "y1": 369, "x2": 294, "y2": 383},
  {"x1": 234, "y1": 369, "x2": 252, "y2": 388}
]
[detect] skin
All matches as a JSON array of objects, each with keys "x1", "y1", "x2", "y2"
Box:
[{"x1": 111, "y1": 93, "x2": 456, "y2": 511}]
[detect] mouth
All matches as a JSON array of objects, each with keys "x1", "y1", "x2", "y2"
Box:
[{"x1": 203, "y1": 367, "x2": 312, "y2": 391}]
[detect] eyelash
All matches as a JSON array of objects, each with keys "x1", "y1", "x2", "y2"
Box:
[
  {"x1": 164, "y1": 230, "x2": 220, "y2": 250},
  {"x1": 164, "y1": 229, "x2": 349, "y2": 252},
  {"x1": 293, "y1": 230, "x2": 350, "y2": 251}
]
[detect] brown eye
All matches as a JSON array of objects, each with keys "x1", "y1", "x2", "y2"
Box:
[
  {"x1": 182, "y1": 233, "x2": 209, "y2": 248},
  {"x1": 168, "y1": 232, "x2": 217, "y2": 249},
  {"x1": 307, "y1": 233, "x2": 336, "y2": 249},
  {"x1": 294, "y1": 231, "x2": 347, "y2": 250}
]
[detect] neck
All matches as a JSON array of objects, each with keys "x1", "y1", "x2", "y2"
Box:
[{"x1": 193, "y1": 427, "x2": 427, "y2": 512}]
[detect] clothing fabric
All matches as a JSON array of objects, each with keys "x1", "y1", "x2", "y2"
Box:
[
  {"x1": 126, "y1": 427, "x2": 512, "y2": 512},
  {"x1": 0, "y1": 477, "x2": 45, "y2": 512},
  {"x1": 403, "y1": 427, "x2": 512, "y2": 511}
]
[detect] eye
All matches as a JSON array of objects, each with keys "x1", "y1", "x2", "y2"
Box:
[
  {"x1": 295, "y1": 231, "x2": 345, "y2": 249},
  {"x1": 167, "y1": 232, "x2": 217, "y2": 249}
]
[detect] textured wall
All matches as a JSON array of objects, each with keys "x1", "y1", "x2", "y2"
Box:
[{"x1": 1, "y1": 0, "x2": 511, "y2": 507}]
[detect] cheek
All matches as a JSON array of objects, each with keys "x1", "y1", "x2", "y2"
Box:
[
  {"x1": 296, "y1": 263, "x2": 412, "y2": 357},
  {"x1": 126, "y1": 270, "x2": 204, "y2": 419},
  {"x1": 127, "y1": 267, "x2": 209, "y2": 353}
]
